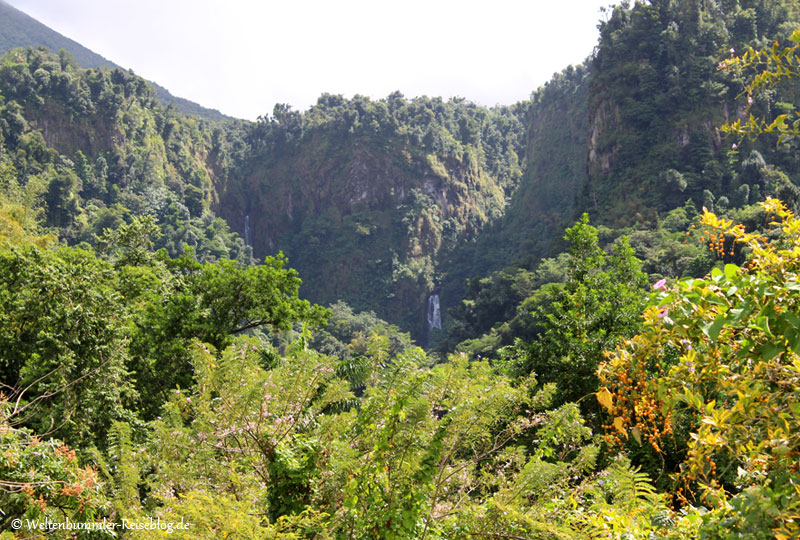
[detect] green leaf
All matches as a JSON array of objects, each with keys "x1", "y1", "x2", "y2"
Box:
[
  {"x1": 752, "y1": 310, "x2": 774, "y2": 337},
  {"x1": 760, "y1": 343, "x2": 781, "y2": 361},
  {"x1": 784, "y1": 311, "x2": 800, "y2": 330},
  {"x1": 728, "y1": 308, "x2": 744, "y2": 323},
  {"x1": 786, "y1": 328, "x2": 800, "y2": 354},
  {"x1": 790, "y1": 403, "x2": 800, "y2": 418},
  {"x1": 724, "y1": 264, "x2": 739, "y2": 280},
  {"x1": 702, "y1": 315, "x2": 726, "y2": 341}
]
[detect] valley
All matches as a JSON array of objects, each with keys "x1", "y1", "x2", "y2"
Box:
[{"x1": 2, "y1": 0, "x2": 800, "y2": 538}]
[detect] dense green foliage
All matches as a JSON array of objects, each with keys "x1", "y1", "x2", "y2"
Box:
[
  {"x1": 440, "y1": 0, "x2": 800, "y2": 310},
  {"x1": 4, "y1": 0, "x2": 800, "y2": 343},
  {"x1": 0, "y1": 42, "x2": 531, "y2": 339},
  {"x1": 0, "y1": 241, "x2": 135, "y2": 446},
  {"x1": 0, "y1": 47, "x2": 251, "y2": 263},
  {"x1": 506, "y1": 215, "x2": 648, "y2": 408},
  {"x1": 223, "y1": 93, "x2": 528, "y2": 339},
  {"x1": 442, "y1": 62, "x2": 592, "y2": 290},
  {"x1": 586, "y1": 0, "x2": 800, "y2": 223},
  {"x1": 3, "y1": 1, "x2": 800, "y2": 538},
  {"x1": 435, "y1": 0, "x2": 800, "y2": 349}
]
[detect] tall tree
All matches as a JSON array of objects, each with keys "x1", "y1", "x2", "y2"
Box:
[{"x1": 510, "y1": 215, "x2": 648, "y2": 407}]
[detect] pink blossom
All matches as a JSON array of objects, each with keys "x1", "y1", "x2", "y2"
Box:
[{"x1": 653, "y1": 278, "x2": 667, "y2": 291}]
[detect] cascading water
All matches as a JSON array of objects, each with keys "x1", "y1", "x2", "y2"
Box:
[
  {"x1": 427, "y1": 294, "x2": 442, "y2": 331},
  {"x1": 244, "y1": 214, "x2": 252, "y2": 247}
]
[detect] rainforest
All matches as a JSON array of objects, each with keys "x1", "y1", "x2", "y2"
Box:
[{"x1": 2, "y1": 0, "x2": 800, "y2": 538}]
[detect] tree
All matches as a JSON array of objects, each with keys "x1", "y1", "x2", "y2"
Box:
[
  {"x1": 183, "y1": 183, "x2": 204, "y2": 217},
  {"x1": 720, "y1": 27, "x2": 800, "y2": 142},
  {"x1": 126, "y1": 246, "x2": 329, "y2": 418},
  {"x1": 144, "y1": 338, "x2": 539, "y2": 540},
  {"x1": 509, "y1": 214, "x2": 648, "y2": 408},
  {"x1": 43, "y1": 167, "x2": 81, "y2": 230},
  {"x1": 96, "y1": 214, "x2": 161, "y2": 267},
  {"x1": 0, "y1": 242, "x2": 135, "y2": 447},
  {"x1": 167, "y1": 250, "x2": 330, "y2": 350}
]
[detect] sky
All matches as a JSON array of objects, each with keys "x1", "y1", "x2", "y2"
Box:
[{"x1": 7, "y1": 0, "x2": 612, "y2": 121}]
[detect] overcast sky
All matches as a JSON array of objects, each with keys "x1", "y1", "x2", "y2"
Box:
[{"x1": 7, "y1": 0, "x2": 611, "y2": 120}]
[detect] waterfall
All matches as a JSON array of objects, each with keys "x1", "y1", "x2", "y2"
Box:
[
  {"x1": 244, "y1": 214, "x2": 252, "y2": 247},
  {"x1": 427, "y1": 294, "x2": 442, "y2": 331}
]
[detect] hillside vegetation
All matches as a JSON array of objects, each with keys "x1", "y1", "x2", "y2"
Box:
[
  {"x1": 438, "y1": 0, "x2": 800, "y2": 351},
  {"x1": 2, "y1": 0, "x2": 800, "y2": 538},
  {"x1": 5, "y1": 0, "x2": 799, "y2": 343},
  {"x1": 0, "y1": 0, "x2": 230, "y2": 121},
  {"x1": 221, "y1": 94, "x2": 527, "y2": 338}
]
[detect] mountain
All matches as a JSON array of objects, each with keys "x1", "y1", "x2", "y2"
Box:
[
  {"x1": 0, "y1": 0, "x2": 230, "y2": 121},
  {"x1": 451, "y1": 0, "x2": 800, "y2": 263},
  {"x1": 218, "y1": 95, "x2": 528, "y2": 339},
  {"x1": 5, "y1": 4, "x2": 800, "y2": 535},
  {"x1": 583, "y1": 0, "x2": 800, "y2": 222},
  {"x1": 2, "y1": 0, "x2": 800, "y2": 347},
  {"x1": 0, "y1": 43, "x2": 527, "y2": 341},
  {"x1": 437, "y1": 0, "x2": 800, "y2": 352}
]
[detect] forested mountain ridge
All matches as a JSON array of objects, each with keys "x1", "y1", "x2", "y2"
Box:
[
  {"x1": 3, "y1": 0, "x2": 800, "y2": 346},
  {"x1": 440, "y1": 63, "x2": 591, "y2": 295},
  {"x1": 584, "y1": 0, "x2": 800, "y2": 224},
  {"x1": 0, "y1": 0, "x2": 230, "y2": 121},
  {"x1": 455, "y1": 0, "x2": 800, "y2": 271},
  {"x1": 0, "y1": 43, "x2": 528, "y2": 339},
  {"x1": 0, "y1": 46, "x2": 252, "y2": 263},
  {"x1": 437, "y1": 0, "x2": 800, "y2": 351}
]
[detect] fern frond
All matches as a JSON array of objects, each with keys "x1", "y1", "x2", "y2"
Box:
[{"x1": 608, "y1": 459, "x2": 660, "y2": 508}]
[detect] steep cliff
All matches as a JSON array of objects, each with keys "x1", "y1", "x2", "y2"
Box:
[
  {"x1": 583, "y1": 0, "x2": 800, "y2": 225},
  {"x1": 219, "y1": 95, "x2": 527, "y2": 339}
]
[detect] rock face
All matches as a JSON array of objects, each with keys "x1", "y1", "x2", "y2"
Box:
[
  {"x1": 215, "y1": 66, "x2": 595, "y2": 341},
  {"x1": 438, "y1": 64, "x2": 592, "y2": 313},
  {"x1": 219, "y1": 104, "x2": 524, "y2": 340},
  {"x1": 587, "y1": 99, "x2": 619, "y2": 176}
]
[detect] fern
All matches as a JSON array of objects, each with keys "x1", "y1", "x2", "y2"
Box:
[
  {"x1": 573, "y1": 457, "x2": 684, "y2": 539},
  {"x1": 608, "y1": 458, "x2": 661, "y2": 510},
  {"x1": 105, "y1": 421, "x2": 142, "y2": 515}
]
